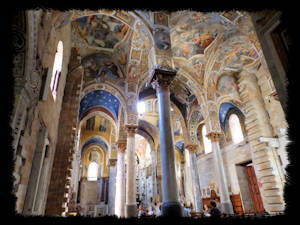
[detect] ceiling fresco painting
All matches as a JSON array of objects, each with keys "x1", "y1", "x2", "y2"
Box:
[
  {"x1": 79, "y1": 90, "x2": 120, "y2": 121},
  {"x1": 72, "y1": 14, "x2": 130, "y2": 50},
  {"x1": 82, "y1": 53, "x2": 122, "y2": 83},
  {"x1": 170, "y1": 12, "x2": 225, "y2": 59}
]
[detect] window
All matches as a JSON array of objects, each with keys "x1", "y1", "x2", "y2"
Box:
[
  {"x1": 137, "y1": 101, "x2": 145, "y2": 114},
  {"x1": 202, "y1": 125, "x2": 212, "y2": 154},
  {"x1": 50, "y1": 41, "x2": 63, "y2": 101},
  {"x1": 229, "y1": 114, "x2": 244, "y2": 144},
  {"x1": 87, "y1": 162, "x2": 98, "y2": 181}
]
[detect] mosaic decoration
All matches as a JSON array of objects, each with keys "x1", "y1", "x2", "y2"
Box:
[
  {"x1": 82, "y1": 53, "x2": 122, "y2": 83},
  {"x1": 72, "y1": 14, "x2": 129, "y2": 49},
  {"x1": 218, "y1": 102, "x2": 242, "y2": 130},
  {"x1": 79, "y1": 90, "x2": 120, "y2": 120},
  {"x1": 81, "y1": 137, "x2": 108, "y2": 153}
]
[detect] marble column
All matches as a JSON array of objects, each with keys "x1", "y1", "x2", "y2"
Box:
[
  {"x1": 151, "y1": 70, "x2": 182, "y2": 217},
  {"x1": 206, "y1": 132, "x2": 234, "y2": 214},
  {"x1": 108, "y1": 159, "x2": 117, "y2": 216},
  {"x1": 114, "y1": 141, "x2": 126, "y2": 218},
  {"x1": 125, "y1": 125, "x2": 138, "y2": 218},
  {"x1": 186, "y1": 144, "x2": 203, "y2": 212},
  {"x1": 179, "y1": 161, "x2": 185, "y2": 197}
]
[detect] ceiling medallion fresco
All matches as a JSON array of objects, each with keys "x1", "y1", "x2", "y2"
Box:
[{"x1": 72, "y1": 14, "x2": 130, "y2": 50}]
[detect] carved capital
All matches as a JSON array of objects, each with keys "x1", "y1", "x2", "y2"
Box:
[
  {"x1": 150, "y1": 68, "x2": 177, "y2": 90},
  {"x1": 125, "y1": 125, "x2": 138, "y2": 137},
  {"x1": 185, "y1": 144, "x2": 198, "y2": 154},
  {"x1": 108, "y1": 158, "x2": 117, "y2": 167},
  {"x1": 116, "y1": 140, "x2": 127, "y2": 153},
  {"x1": 206, "y1": 132, "x2": 222, "y2": 142}
]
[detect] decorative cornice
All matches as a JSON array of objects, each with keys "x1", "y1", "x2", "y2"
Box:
[{"x1": 206, "y1": 132, "x2": 222, "y2": 142}]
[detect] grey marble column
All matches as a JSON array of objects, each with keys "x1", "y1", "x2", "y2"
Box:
[
  {"x1": 206, "y1": 132, "x2": 234, "y2": 214},
  {"x1": 125, "y1": 125, "x2": 138, "y2": 218},
  {"x1": 108, "y1": 159, "x2": 117, "y2": 216},
  {"x1": 151, "y1": 71, "x2": 182, "y2": 217},
  {"x1": 186, "y1": 144, "x2": 203, "y2": 213},
  {"x1": 114, "y1": 141, "x2": 126, "y2": 218}
]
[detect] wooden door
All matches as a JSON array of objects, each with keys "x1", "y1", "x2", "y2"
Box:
[{"x1": 245, "y1": 165, "x2": 265, "y2": 213}]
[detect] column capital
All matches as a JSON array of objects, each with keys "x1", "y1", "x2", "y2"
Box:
[
  {"x1": 185, "y1": 144, "x2": 198, "y2": 154},
  {"x1": 125, "y1": 125, "x2": 138, "y2": 137},
  {"x1": 206, "y1": 132, "x2": 222, "y2": 142},
  {"x1": 116, "y1": 140, "x2": 127, "y2": 153},
  {"x1": 150, "y1": 68, "x2": 177, "y2": 89},
  {"x1": 108, "y1": 158, "x2": 117, "y2": 167}
]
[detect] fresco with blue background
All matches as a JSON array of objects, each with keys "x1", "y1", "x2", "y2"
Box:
[
  {"x1": 219, "y1": 102, "x2": 243, "y2": 131},
  {"x1": 79, "y1": 90, "x2": 120, "y2": 120}
]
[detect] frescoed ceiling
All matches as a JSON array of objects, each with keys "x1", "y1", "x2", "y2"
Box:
[
  {"x1": 79, "y1": 90, "x2": 120, "y2": 121},
  {"x1": 72, "y1": 14, "x2": 130, "y2": 50}
]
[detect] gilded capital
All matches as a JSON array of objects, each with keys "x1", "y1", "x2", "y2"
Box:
[
  {"x1": 116, "y1": 140, "x2": 127, "y2": 153},
  {"x1": 125, "y1": 125, "x2": 138, "y2": 137},
  {"x1": 108, "y1": 158, "x2": 117, "y2": 167},
  {"x1": 185, "y1": 144, "x2": 198, "y2": 154},
  {"x1": 206, "y1": 132, "x2": 222, "y2": 142}
]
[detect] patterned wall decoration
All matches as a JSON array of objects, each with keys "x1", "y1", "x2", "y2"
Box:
[
  {"x1": 81, "y1": 137, "x2": 108, "y2": 153},
  {"x1": 218, "y1": 102, "x2": 242, "y2": 130},
  {"x1": 72, "y1": 14, "x2": 130, "y2": 49},
  {"x1": 79, "y1": 90, "x2": 120, "y2": 120},
  {"x1": 81, "y1": 53, "x2": 122, "y2": 83}
]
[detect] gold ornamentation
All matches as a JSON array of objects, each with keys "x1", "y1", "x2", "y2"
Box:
[
  {"x1": 116, "y1": 140, "x2": 127, "y2": 153},
  {"x1": 125, "y1": 125, "x2": 138, "y2": 137},
  {"x1": 206, "y1": 132, "x2": 222, "y2": 142}
]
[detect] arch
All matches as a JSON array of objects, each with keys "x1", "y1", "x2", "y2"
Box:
[
  {"x1": 202, "y1": 124, "x2": 212, "y2": 154},
  {"x1": 81, "y1": 136, "x2": 109, "y2": 155},
  {"x1": 81, "y1": 82, "x2": 128, "y2": 121},
  {"x1": 79, "y1": 89, "x2": 121, "y2": 121},
  {"x1": 218, "y1": 102, "x2": 244, "y2": 131},
  {"x1": 138, "y1": 119, "x2": 159, "y2": 149},
  {"x1": 79, "y1": 110, "x2": 118, "y2": 136}
]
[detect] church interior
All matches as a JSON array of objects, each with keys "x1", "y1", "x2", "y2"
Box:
[{"x1": 9, "y1": 9, "x2": 293, "y2": 218}]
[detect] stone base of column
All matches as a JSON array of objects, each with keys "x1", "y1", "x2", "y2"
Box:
[
  {"x1": 125, "y1": 204, "x2": 137, "y2": 218},
  {"x1": 221, "y1": 201, "x2": 234, "y2": 214},
  {"x1": 161, "y1": 201, "x2": 183, "y2": 217}
]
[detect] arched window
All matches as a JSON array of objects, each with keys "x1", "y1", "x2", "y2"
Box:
[
  {"x1": 202, "y1": 125, "x2": 212, "y2": 154},
  {"x1": 87, "y1": 162, "x2": 98, "y2": 181},
  {"x1": 50, "y1": 41, "x2": 63, "y2": 100},
  {"x1": 229, "y1": 114, "x2": 244, "y2": 144}
]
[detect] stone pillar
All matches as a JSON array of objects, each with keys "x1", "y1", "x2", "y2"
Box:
[
  {"x1": 186, "y1": 144, "x2": 203, "y2": 213},
  {"x1": 237, "y1": 69, "x2": 285, "y2": 213},
  {"x1": 151, "y1": 70, "x2": 182, "y2": 217},
  {"x1": 108, "y1": 159, "x2": 117, "y2": 215},
  {"x1": 114, "y1": 141, "x2": 126, "y2": 218},
  {"x1": 125, "y1": 125, "x2": 138, "y2": 218},
  {"x1": 206, "y1": 132, "x2": 234, "y2": 214}
]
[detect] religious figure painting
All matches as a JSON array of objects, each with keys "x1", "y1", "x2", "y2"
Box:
[
  {"x1": 217, "y1": 74, "x2": 239, "y2": 96},
  {"x1": 154, "y1": 30, "x2": 171, "y2": 51},
  {"x1": 82, "y1": 53, "x2": 121, "y2": 83},
  {"x1": 170, "y1": 12, "x2": 223, "y2": 59},
  {"x1": 72, "y1": 14, "x2": 129, "y2": 49}
]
